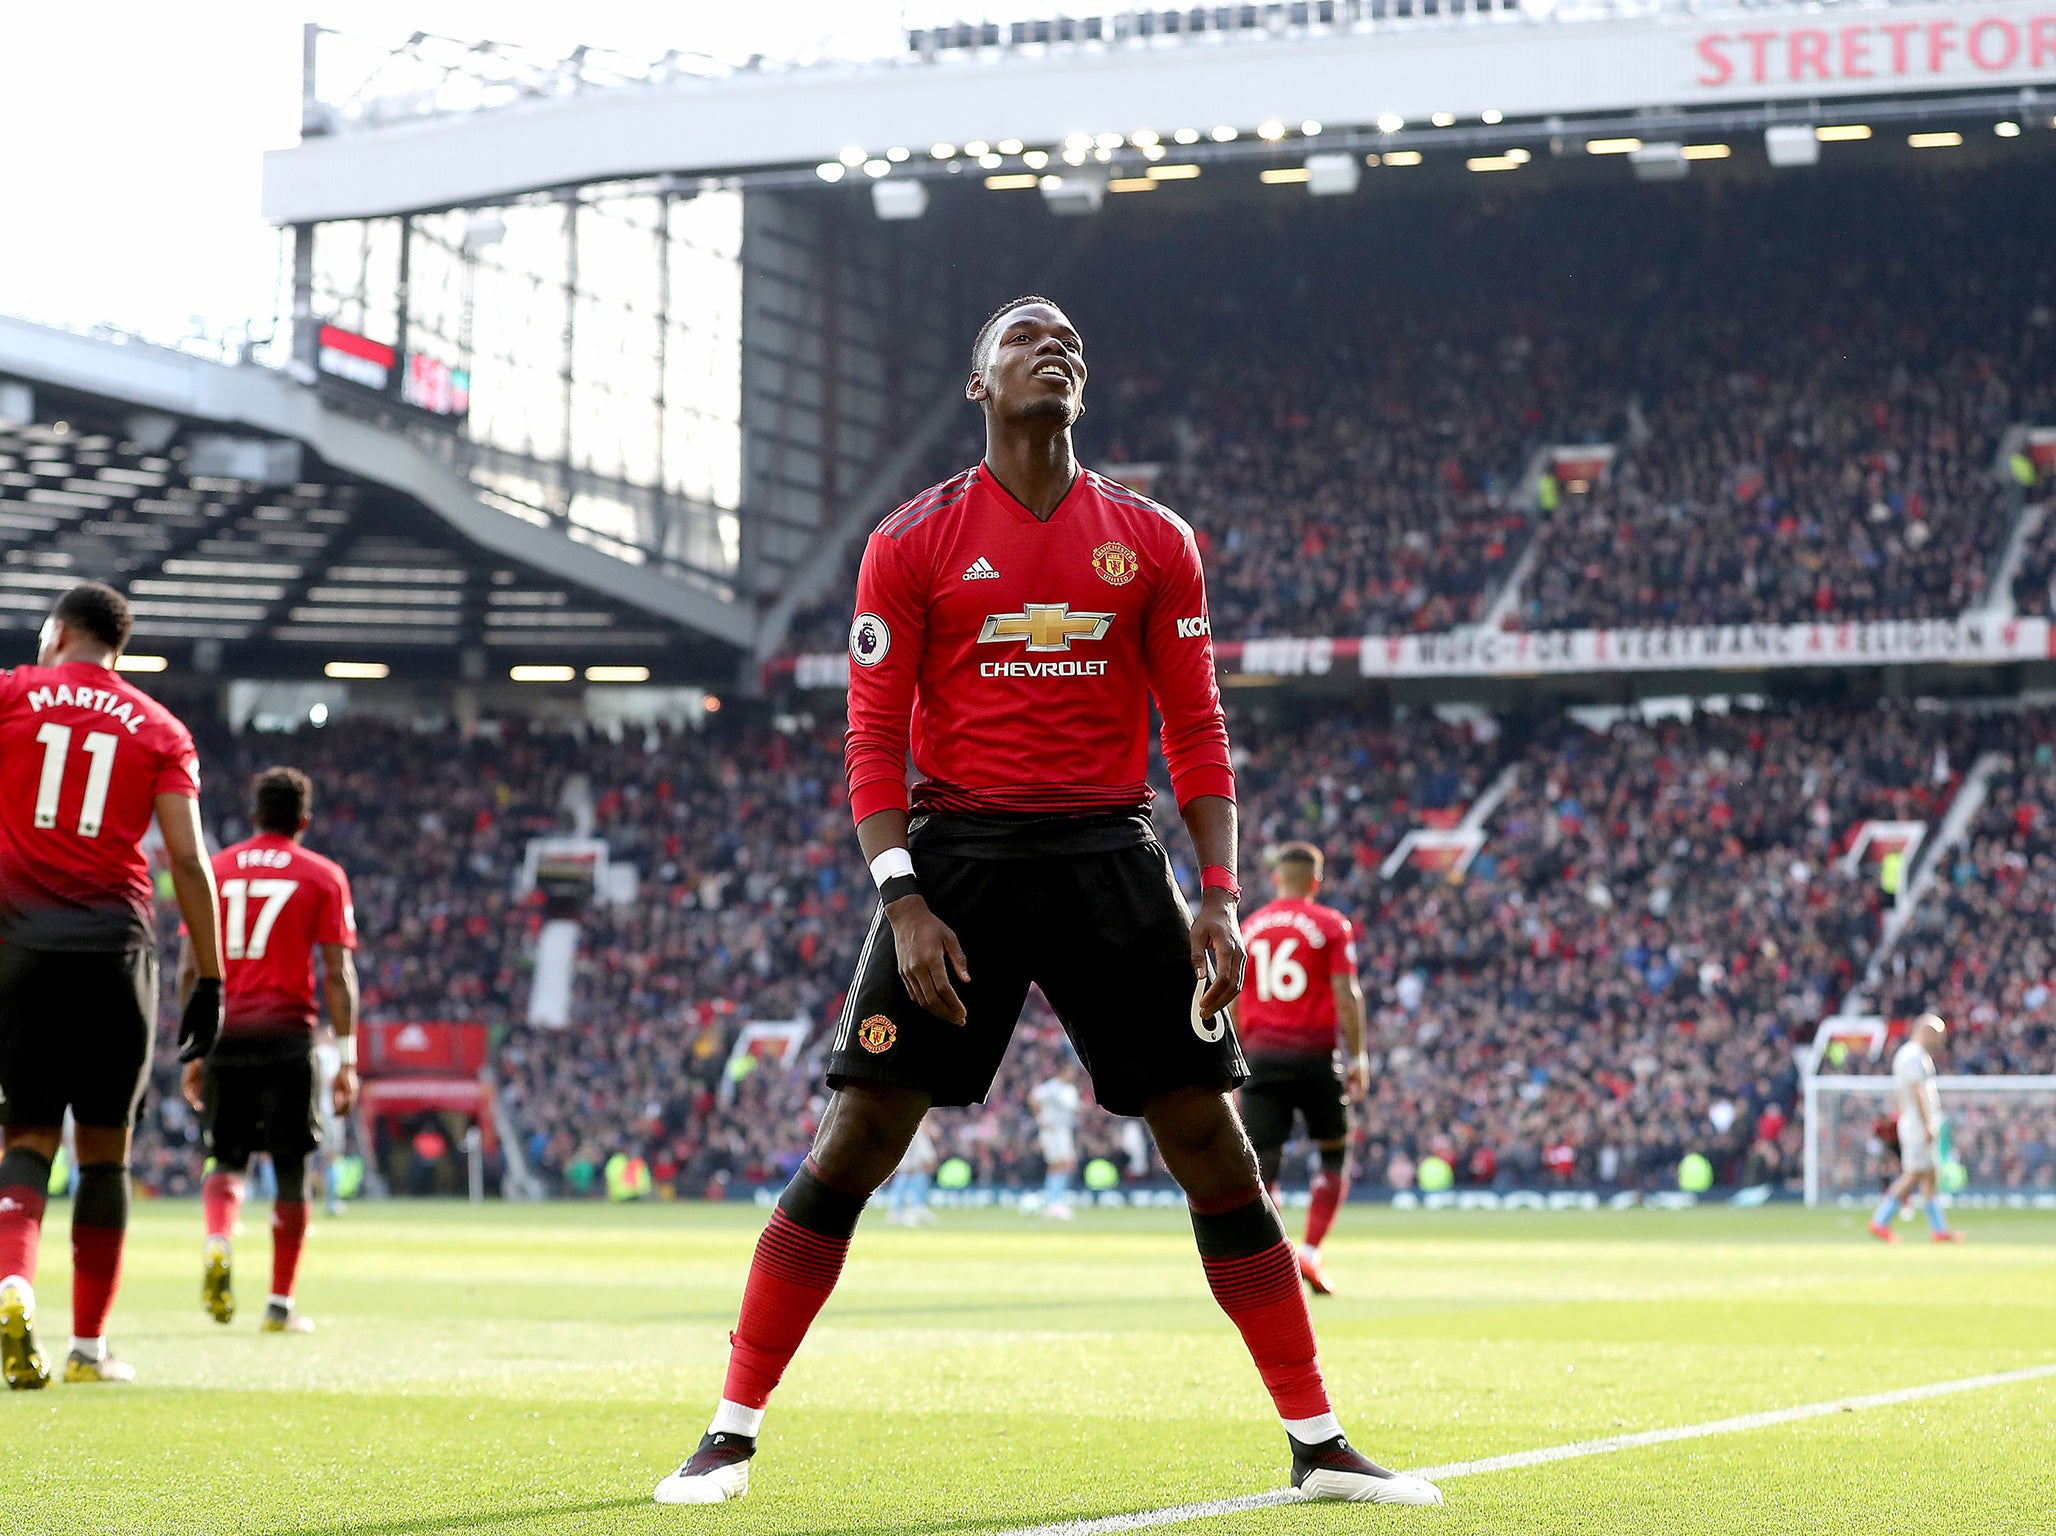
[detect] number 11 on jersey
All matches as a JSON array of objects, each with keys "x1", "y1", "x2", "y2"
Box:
[{"x1": 33, "y1": 722, "x2": 118, "y2": 837}]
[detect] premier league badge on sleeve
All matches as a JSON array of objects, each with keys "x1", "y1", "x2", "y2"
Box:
[{"x1": 849, "y1": 613, "x2": 891, "y2": 667}]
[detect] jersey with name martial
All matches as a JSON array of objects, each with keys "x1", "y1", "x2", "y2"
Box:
[
  {"x1": 0, "y1": 661, "x2": 199, "y2": 950},
  {"x1": 843, "y1": 464, "x2": 1234, "y2": 837},
  {"x1": 211, "y1": 833, "x2": 356, "y2": 1054},
  {"x1": 1235, "y1": 896, "x2": 1358, "y2": 1058}
]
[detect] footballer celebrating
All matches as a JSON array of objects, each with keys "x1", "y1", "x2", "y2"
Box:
[
  {"x1": 0, "y1": 584, "x2": 225, "y2": 1388},
  {"x1": 181, "y1": 767, "x2": 359, "y2": 1332},
  {"x1": 1236, "y1": 842, "x2": 1370, "y2": 1296},
  {"x1": 655, "y1": 298, "x2": 1441, "y2": 1507}
]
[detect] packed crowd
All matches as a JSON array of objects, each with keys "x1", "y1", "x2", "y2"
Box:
[
  {"x1": 1874, "y1": 721, "x2": 2056, "y2": 1076},
  {"x1": 788, "y1": 164, "x2": 2052, "y2": 658},
  {"x1": 120, "y1": 693, "x2": 2056, "y2": 1205}
]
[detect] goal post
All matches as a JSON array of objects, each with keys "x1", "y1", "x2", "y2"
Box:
[{"x1": 1803, "y1": 1074, "x2": 2056, "y2": 1208}]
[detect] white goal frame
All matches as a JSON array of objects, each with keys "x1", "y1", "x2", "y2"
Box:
[{"x1": 1802, "y1": 1074, "x2": 2056, "y2": 1207}]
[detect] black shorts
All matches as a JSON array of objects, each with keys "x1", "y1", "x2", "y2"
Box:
[
  {"x1": 826, "y1": 836, "x2": 1246, "y2": 1117},
  {"x1": 0, "y1": 944, "x2": 156, "y2": 1129},
  {"x1": 204, "y1": 1051, "x2": 322, "y2": 1167},
  {"x1": 1239, "y1": 1052, "x2": 1349, "y2": 1149}
]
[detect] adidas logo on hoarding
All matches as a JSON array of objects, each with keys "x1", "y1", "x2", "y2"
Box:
[{"x1": 961, "y1": 557, "x2": 1001, "y2": 581}]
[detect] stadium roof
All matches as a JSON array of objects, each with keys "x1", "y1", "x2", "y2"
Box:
[
  {"x1": 0, "y1": 317, "x2": 752, "y2": 683},
  {"x1": 263, "y1": 0, "x2": 2053, "y2": 223}
]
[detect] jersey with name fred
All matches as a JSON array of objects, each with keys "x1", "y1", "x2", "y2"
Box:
[{"x1": 210, "y1": 832, "x2": 357, "y2": 1057}]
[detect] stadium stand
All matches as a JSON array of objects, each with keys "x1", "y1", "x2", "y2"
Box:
[
  {"x1": 126, "y1": 697, "x2": 2056, "y2": 1203},
  {"x1": 781, "y1": 164, "x2": 2052, "y2": 655}
]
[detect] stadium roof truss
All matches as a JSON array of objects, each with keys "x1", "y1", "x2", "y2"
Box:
[
  {"x1": 0, "y1": 316, "x2": 753, "y2": 681},
  {"x1": 265, "y1": 3, "x2": 2055, "y2": 220}
]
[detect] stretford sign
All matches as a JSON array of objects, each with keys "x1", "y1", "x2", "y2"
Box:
[
  {"x1": 264, "y1": 2, "x2": 2056, "y2": 224},
  {"x1": 778, "y1": 617, "x2": 2052, "y2": 689},
  {"x1": 1695, "y1": 9, "x2": 2056, "y2": 88}
]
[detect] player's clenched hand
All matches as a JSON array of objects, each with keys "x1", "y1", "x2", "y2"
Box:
[
  {"x1": 889, "y1": 895, "x2": 971, "y2": 1026},
  {"x1": 180, "y1": 1059, "x2": 204, "y2": 1111},
  {"x1": 332, "y1": 1063, "x2": 359, "y2": 1116},
  {"x1": 1345, "y1": 1051, "x2": 1371, "y2": 1101},
  {"x1": 1191, "y1": 888, "x2": 1245, "y2": 1019}
]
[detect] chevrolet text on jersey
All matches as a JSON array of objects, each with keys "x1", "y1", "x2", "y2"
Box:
[{"x1": 844, "y1": 464, "x2": 1232, "y2": 821}]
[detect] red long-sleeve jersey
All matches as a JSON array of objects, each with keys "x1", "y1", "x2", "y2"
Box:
[{"x1": 844, "y1": 463, "x2": 1234, "y2": 824}]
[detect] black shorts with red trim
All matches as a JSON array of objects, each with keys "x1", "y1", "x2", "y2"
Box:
[
  {"x1": 1238, "y1": 1051, "x2": 1349, "y2": 1149},
  {"x1": 0, "y1": 944, "x2": 157, "y2": 1129},
  {"x1": 826, "y1": 817, "x2": 1247, "y2": 1117}
]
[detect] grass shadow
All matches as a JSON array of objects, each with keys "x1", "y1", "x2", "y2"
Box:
[
  {"x1": 267, "y1": 1503, "x2": 1048, "y2": 1536},
  {"x1": 260, "y1": 1498, "x2": 647, "y2": 1535}
]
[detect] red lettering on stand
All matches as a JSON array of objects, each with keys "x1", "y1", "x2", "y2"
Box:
[
  {"x1": 1839, "y1": 24, "x2": 1874, "y2": 78},
  {"x1": 1882, "y1": 21, "x2": 1921, "y2": 73},
  {"x1": 1927, "y1": 18, "x2": 1960, "y2": 71},
  {"x1": 1697, "y1": 32, "x2": 1734, "y2": 87},
  {"x1": 1969, "y1": 17, "x2": 2020, "y2": 67},
  {"x1": 1738, "y1": 29, "x2": 1778, "y2": 83},
  {"x1": 1788, "y1": 28, "x2": 1831, "y2": 79}
]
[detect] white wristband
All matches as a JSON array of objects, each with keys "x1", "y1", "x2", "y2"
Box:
[
  {"x1": 337, "y1": 1034, "x2": 357, "y2": 1067},
  {"x1": 869, "y1": 847, "x2": 915, "y2": 887}
]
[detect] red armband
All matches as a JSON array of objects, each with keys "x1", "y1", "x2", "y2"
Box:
[{"x1": 1200, "y1": 865, "x2": 1241, "y2": 901}]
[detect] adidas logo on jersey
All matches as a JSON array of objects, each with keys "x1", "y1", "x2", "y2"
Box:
[{"x1": 961, "y1": 557, "x2": 1001, "y2": 581}]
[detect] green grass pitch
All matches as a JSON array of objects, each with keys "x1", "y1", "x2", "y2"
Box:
[{"x1": 8, "y1": 1201, "x2": 2053, "y2": 1535}]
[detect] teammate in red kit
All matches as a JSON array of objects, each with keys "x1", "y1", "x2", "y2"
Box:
[
  {"x1": 180, "y1": 766, "x2": 358, "y2": 1334},
  {"x1": 655, "y1": 299, "x2": 1442, "y2": 1507},
  {"x1": 0, "y1": 583, "x2": 224, "y2": 1389},
  {"x1": 1236, "y1": 842, "x2": 1370, "y2": 1297}
]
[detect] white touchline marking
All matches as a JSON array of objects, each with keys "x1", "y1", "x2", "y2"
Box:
[{"x1": 990, "y1": 1362, "x2": 2056, "y2": 1536}]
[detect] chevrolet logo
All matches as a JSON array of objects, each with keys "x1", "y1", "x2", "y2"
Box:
[{"x1": 977, "y1": 603, "x2": 1115, "y2": 653}]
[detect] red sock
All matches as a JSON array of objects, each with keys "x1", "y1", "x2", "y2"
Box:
[
  {"x1": 71, "y1": 1228, "x2": 124, "y2": 1339},
  {"x1": 722, "y1": 1210, "x2": 852, "y2": 1408},
  {"x1": 271, "y1": 1202, "x2": 308, "y2": 1300},
  {"x1": 1192, "y1": 1194, "x2": 1331, "y2": 1420},
  {"x1": 203, "y1": 1171, "x2": 244, "y2": 1242},
  {"x1": 1304, "y1": 1164, "x2": 1348, "y2": 1251},
  {"x1": 71, "y1": 1162, "x2": 130, "y2": 1340},
  {"x1": 0, "y1": 1157, "x2": 48, "y2": 1282},
  {"x1": 720, "y1": 1162, "x2": 864, "y2": 1411}
]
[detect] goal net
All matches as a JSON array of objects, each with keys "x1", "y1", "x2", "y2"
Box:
[{"x1": 1803, "y1": 1075, "x2": 2056, "y2": 1208}]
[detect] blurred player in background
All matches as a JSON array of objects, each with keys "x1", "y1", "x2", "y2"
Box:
[
  {"x1": 885, "y1": 1113, "x2": 937, "y2": 1226},
  {"x1": 1234, "y1": 843, "x2": 1368, "y2": 1296},
  {"x1": 313, "y1": 1032, "x2": 347, "y2": 1217},
  {"x1": 0, "y1": 584, "x2": 223, "y2": 1388},
  {"x1": 181, "y1": 767, "x2": 359, "y2": 1332},
  {"x1": 655, "y1": 297, "x2": 1441, "y2": 1508},
  {"x1": 1870, "y1": 1013, "x2": 1964, "y2": 1244},
  {"x1": 1030, "y1": 1064, "x2": 1082, "y2": 1219}
]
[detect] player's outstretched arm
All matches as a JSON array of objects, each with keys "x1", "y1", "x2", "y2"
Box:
[
  {"x1": 322, "y1": 943, "x2": 360, "y2": 1113},
  {"x1": 157, "y1": 791, "x2": 224, "y2": 1065},
  {"x1": 1180, "y1": 794, "x2": 1245, "y2": 1018},
  {"x1": 857, "y1": 808, "x2": 970, "y2": 1026}
]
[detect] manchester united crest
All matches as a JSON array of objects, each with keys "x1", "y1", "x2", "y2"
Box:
[
  {"x1": 1091, "y1": 540, "x2": 1140, "y2": 587},
  {"x1": 858, "y1": 1014, "x2": 897, "y2": 1053}
]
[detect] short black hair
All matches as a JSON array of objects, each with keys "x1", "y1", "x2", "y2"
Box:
[
  {"x1": 252, "y1": 766, "x2": 312, "y2": 835},
  {"x1": 971, "y1": 294, "x2": 1063, "y2": 372},
  {"x1": 52, "y1": 582, "x2": 132, "y2": 652}
]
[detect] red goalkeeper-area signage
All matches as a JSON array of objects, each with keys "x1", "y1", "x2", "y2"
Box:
[{"x1": 362, "y1": 1020, "x2": 489, "y2": 1077}]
